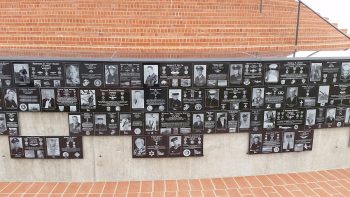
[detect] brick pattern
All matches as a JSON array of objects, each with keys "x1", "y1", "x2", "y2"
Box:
[
  {"x1": 0, "y1": 168, "x2": 349, "y2": 196},
  {"x1": 0, "y1": 0, "x2": 349, "y2": 59}
]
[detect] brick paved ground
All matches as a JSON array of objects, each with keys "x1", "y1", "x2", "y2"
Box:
[{"x1": 0, "y1": 168, "x2": 349, "y2": 196}]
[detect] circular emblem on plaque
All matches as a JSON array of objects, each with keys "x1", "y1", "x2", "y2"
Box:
[
  {"x1": 94, "y1": 79, "x2": 102, "y2": 87},
  {"x1": 159, "y1": 105, "x2": 165, "y2": 111},
  {"x1": 74, "y1": 152, "x2": 80, "y2": 158},
  {"x1": 337, "y1": 122, "x2": 341, "y2": 127},
  {"x1": 183, "y1": 149, "x2": 191, "y2": 157},
  {"x1": 195, "y1": 104, "x2": 202, "y2": 110},
  {"x1": 134, "y1": 128, "x2": 141, "y2": 135},
  {"x1": 147, "y1": 106, "x2": 153, "y2": 111},
  {"x1": 19, "y1": 104, "x2": 27, "y2": 111},
  {"x1": 273, "y1": 147, "x2": 280, "y2": 152},
  {"x1": 62, "y1": 152, "x2": 69, "y2": 158}
]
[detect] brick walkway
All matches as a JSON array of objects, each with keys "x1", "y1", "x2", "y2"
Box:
[{"x1": 0, "y1": 168, "x2": 349, "y2": 197}]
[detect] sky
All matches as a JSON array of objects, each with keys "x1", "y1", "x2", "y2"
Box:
[{"x1": 302, "y1": 0, "x2": 350, "y2": 33}]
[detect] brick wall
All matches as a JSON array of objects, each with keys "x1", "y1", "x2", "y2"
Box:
[{"x1": 0, "y1": 0, "x2": 349, "y2": 58}]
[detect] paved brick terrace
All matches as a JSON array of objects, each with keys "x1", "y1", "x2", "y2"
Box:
[{"x1": 0, "y1": 168, "x2": 349, "y2": 196}]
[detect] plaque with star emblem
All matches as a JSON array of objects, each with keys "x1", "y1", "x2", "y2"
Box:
[
  {"x1": 79, "y1": 62, "x2": 104, "y2": 88},
  {"x1": 120, "y1": 63, "x2": 142, "y2": 87},
  {"x1": 280, "y1": 61, "x2": 309, "y2": 85},
  {"x1": 204, "y1": 111, "x2": 216, "y2": 134},
  {"x1": 298, "y1": 85, "x2": 317, "y2": 108},
  {"x1": 329, "y1": 84, "x2": 350, "y2": 107},
  {"x1": 206, "y1": 62, "x2": 229, "y2": 87},
  {"x1": 56, "y1": 88, "x2": 79, "y2": 112},
  {"x1": 264, "y1": 63, "x2": 280, "y2": 85},
  {"x1": 262, "y1": 131, "x2": 282, "y2": 154},
  {"x1": 17, "y1": 87, "x2": 41, "y2": 112},
  {"x1": 264, "y1": 86, "x2": 285, "y2": 109},
  {"x1": 242, "y1": 62, "x2": 264, "y2": 86},
  {"x1": 0, "y1": 61, "x2": 14, "y2": 87},
  {"x1": 0, "y1": 112, "x2": 19, "y2": 136},
  {"x1": 145, "y1": 135, "x2": 167, "y2": 158},
  {"x1": 227, "y1": 110, "x2": 239, "y2": 133},
  {"x1": 30, "y1": 62, "x2": 63, "y2": 87},
  {"x1": 276, "y1": 109, "x2": 304, "y2": 131},
  {"x1": 23, "y1": 136, "x2": 46, "y2": 159},
  {"x1": 132, "y1": 136, "x2": 147, "y2": 158},
  {"x1": 294, "y1": 129, "x2": 314, "y2": 152},
  {"x1": 160, "y1": 112, "x2": 191, "y2": 135},
  {"x1": 220, "y1": 87, "x2": 251, "y2": 110},
  {"x1": 144, "y1": 88, "x2": 167, "y2": 112},
  {"x1": 159, "y1": 63, "x2": 192, "y2": 87},
  {"x1": 182, "y1": 134, "x2": 203, "y2": 157},
  {"x1": 182, "y1": 88, "x2": 204, "y2": 111},
  {"x1": 79, "y1": 89, "x2": 97, "y2": 112},
  {"x1": 96, "y1": 89, "x2": 130, "y2": 112}
]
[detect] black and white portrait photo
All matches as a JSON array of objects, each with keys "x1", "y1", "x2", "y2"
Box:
[
  {"x1": 249, "y1": 133, "x2": 262, "y2": 154},
  {"x1": 282, "y1": 132, "x2": 295, "y2": 152},
  {"x1": 340, "y1": 62, "x2": 350, "y2": 81},
  {"x1": 145, "y1": 113, "x2": 159, "y2": 132},
  {"x1": 263, "y1": 110, "x2": 276, "y2": 129},
  {"x1": 251, "y1": 88, "x2": 265, "y2": 108},
  {"x1": 229, "y1": 64, "x2": 242, "y2": 84},
  {"x1": 41, "y1": 89, "x2": 55, "y2": 110},
  {"x1": 305, "y1": 109, "x2": 316, "y2": 126},
  {"x1": 193, "y1": 65, "x2": 206, "y2": 86},
  {"x1": 65, "y1": 64, "x2": 80, "y2": 86},
  {"x1": 4, "y1": 88, "x2": 18, "y2": 110},
  {"x1": 317, "y1": 85, "x2": 330, "y2": 106},
  {"x1": 326, "y1": 108, "x2": 336, "y2": 123},
  {"x1": 69, "y1": 115, "x2": 81, "y2": 135},
  {"x1": 169, "y1": 136, "x2": 182, "y2": 155},
  {"x1": 9, "y1": 137, "x2": 23, "y2": 158},
  {"x1": 13, "y1": 63, "x2": 30, "y2": 85},
  {"x1": 133, "y1": 137, "x2": 146, "y2": 157},
  {"x1": 310, "y1": 63, "x2": 322, "y2": 82},
  {"x1": 131, "y1": 90, "x2": 145, "y2": 110},
  {"x1": 144, "y1": 65, "x2": 158, "y2": 86},
  {"x1": 105, "y1": 64, "x2": 119, "y2": 85},
  {"x1": 205, "y1": 89, "x2": 219, "y2": 108},
  {"x1": 46, "y1": 137, "x2": 60, "y2": 158},
  {"x1": 192, "y1": 114, "x2": 204, "y2": 129},
  {"x1": 285, "y1": 87, "x2": 298, "y2": 107},
  {"x1": 239, "y1": 112, "x2": 251, "y2": 129},
  {"x1": 265, "y1": 63, "x2": 279, "y2": 84},
  {"x1": 94, "y1": 114, "x2": 107, "y2": 135},
  {"x1": 119, "y1": 113, "x2": 132, "y2": 134},
  {"x1": 0, "y1": 114, "x2": 7, "y2": 135},
  {"x1": 80, "y1": 89, "x2": 96, "y2": 110},
  {"x1": 168, "y1": 89, "x2": 182, "y2": 110},
  {"x1": 216, "y1": 112, "x2": 227, "y2": 129},
  {"x1": 344, "y1": 108, "x2": 350, "y2": 124}
]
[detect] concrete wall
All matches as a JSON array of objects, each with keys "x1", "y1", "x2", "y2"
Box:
[{"x1": 0, "y1": 112, "x2": 349, "y2": 181}]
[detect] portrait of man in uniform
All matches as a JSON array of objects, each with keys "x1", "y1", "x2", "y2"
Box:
[
  {"x1": 169, "y1": 89, "x2": 182, "y2": 110},
  {"x1": 169, "y1": 136, "x2": 182, "y2": 155},
  {"x1": 310, "y1": 63, "x2": 322, "y2": 82},
  {"x1": 326, "y1": 108, "x2": 336, "y2": 123},
  {"x1": 305, "y1": 109, "x2": 316, "y2": 126},
  {"x1": 265, "y1": 64, "x2": 279, "y2": 83},
  {"x1": 206, "y1": 89, "x2": 219, "y2": 107},
  {"x1": 252, "y1": 88, "x2": 264, "y2": 107},
  {"x1": 229, "y1": 64, "x2": 242, "y2": 84},
  {"x1": 94, "y1": 115, "x2": 107, "y2": 135},
  {"x1": 239, "y1": 112, "x2": 251, "y2": 129},
  {"x1": 341, "y1": 62, "x2": 350, "y2": 80},
  {"x1": 286, "y1": 87, "x2": 298, "y2": 107},
  {"x1": 194, "y1": 65, "x2": 206, "y2": 86},
  {"x1": 131, "y1": 90, "x2": 145, "y2": 110},
  {"x1": 0, "y1": 114, "x2": 7, "y2": 134},
  {"x1": 105, "y1": 65, "x2": 118, "y2": 85},
  {"x1": 249, "y1": 134, "x2": 262, "y2": 154},
  {"x1": 69, "y1": 115, "x2": 81, "y2": 135},
  {"x1": 193, "y1": 114, "x2": 204, "y2": 129},
  {"x1": 133, "y1": 137, "x2": 146, "y2": 157},
  {"x1": 10, "y1": 137, "x2": 23, "y2": 156},
  {"x1": 144, "y1": 65, "x2": 158, "y2": 86},
  {"x1": 216, "y1": 113, "x2": 227, "y2": 128}
]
